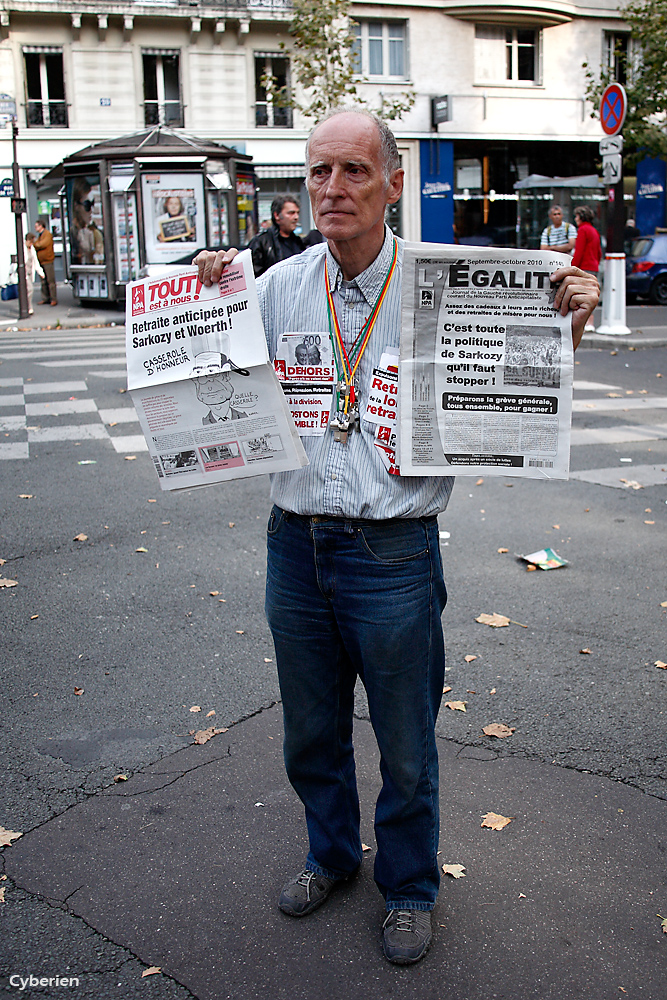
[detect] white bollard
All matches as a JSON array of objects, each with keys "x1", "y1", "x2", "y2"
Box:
[{"x1": 596, "y1": 253, "x2": 631, "y2": 335}]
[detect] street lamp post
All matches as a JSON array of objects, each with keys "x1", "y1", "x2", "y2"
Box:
[{"x1": 11, "y1": 118, "x2": 30, "y2": 320}]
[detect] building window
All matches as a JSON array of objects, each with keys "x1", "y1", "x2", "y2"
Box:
[
  {"x1": 604, "y1": 31, "x2": 632, "y2": 86},
  {"x1": 142, "y1": 51, "x2": 183, "y2": 127},
  {"x1": 254, "y1": 53, "x2": 292, "y2": 128},
  {"x1": 474, "y1": 25, "x2": 541, "y2": 86},
  {"x1": 23, "y1": 48, "x2": 68, "y2": 127},
  {"x1": 352, "y1": 22, "x2": 408, "y2": 79}
]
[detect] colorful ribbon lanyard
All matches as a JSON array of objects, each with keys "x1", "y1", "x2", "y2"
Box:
[{"x1": 324, "y1": 237, "x2": 398, "y2": 429}]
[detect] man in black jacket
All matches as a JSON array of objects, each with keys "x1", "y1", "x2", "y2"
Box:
[{"x1": 249, "y1": 196, "x2": 305, "y2": 277}]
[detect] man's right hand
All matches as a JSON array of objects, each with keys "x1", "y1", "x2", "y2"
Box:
[{"x1": 193, "y1": 248, "x2": 239, "y2": 287}]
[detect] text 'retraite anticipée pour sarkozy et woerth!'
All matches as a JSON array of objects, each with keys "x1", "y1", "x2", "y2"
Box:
[{"x1": 125, "y1": 245, "x2": 574, "y2": 489}]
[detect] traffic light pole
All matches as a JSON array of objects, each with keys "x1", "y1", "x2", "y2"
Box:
[{"x1": 12, "y1": 119, "x2": 29, "y2": 320}]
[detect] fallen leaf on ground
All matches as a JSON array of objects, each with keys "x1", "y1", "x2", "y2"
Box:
[
  {"x1": 476, "y1": 612, "x2": 510, "y2": 628},
  {"x1": 483, "y1": 723, "x2": 515, "y2": 739},
  {"x1": 481, "y1": 812, "x2": 512, "y2": 831},
  {"x1": 263, "y1": 657, "x2": 273, "y2": 662},
  {"x1": 113, "y1": 774, "x2": 128, "y2": 783},
  {"x1": 228, "y1": 522, "x2": 235, "y2": 528},
  {"x1": 645, "y1": 520, "x2": 655, "y2": 525},
  {"x1": 193, "y1": 727, "x2": 227, "y2": 744},
  {"x1": 0, "y1": 887, "x2": 5, "y2": 902},
  {"x1": 497, "y1": 547, "x2": 509, "y2": 553},
  {"x1": 0, "y1": 578, "x2": 18, "y2": 589},
  {"x1": 236, "y1": 630, "x2": 245, "y2": 634},
  {"x1": 552, "y1": 524, "x2": 560, "y2": 529},
  {"x1": 73, "y1": 533, "x2": 88, "y2": 542},
  {"x1": 362, "y1": 843, "x2": 372, "y2": 852},
  {"x1": 189, "y1": 705, "x2": 201, "y2": 713},
  {"x1": 209, "y1": 590, "x2": 220, "y2": 596},
  {"x1": 580, "y1": 648, "x2": 592, "y2": 655},
  {"x1": 658, "y1": 913, "x2": 667, "y2": 933},
  {"x1": 489, "y1": 687, "x2": 496, "y2": 695},
  {"x1": 661, "y1": 602, "x2": 667, "y2": 608},
  {"x1": 124, "y1": 455, "x2": 137, "y2": 461},
  {"x1": 464, "y1": 654, "x2": 477, "y2": 663},
  {"x1": 18, "y1": 494, "x2": 33, "y2": 499},
  {"x1": 206, "y1": 710, "x2": 216, "y2": 717},
  {"x1": 442, "y1": 863, "x2": 466, "y2": 879},
  {"x1": 475, "y1": 478, "x2": 484, "y2": 485},
  {"x1": 606, "y1": 392, "x2": 622, "y2": 397},
  {"x1": 620, "y1": 478, "x2": 643, "y2": 489},
  {"x1": 0, "y1": 559, "x2": 5, "y2": 565},
  {"x1": 442, "y1": 685, "x2": 452, "y2": 694},
  {"x1": 526, "y1": 564, "x2": 536, "y2": 571},
  {"x1": 30, "y1": 615, "x2": 38, "y2": 620},
  {"x1": 74, "y1": 687, "x2": 84, "y2": 696},
  {"x1": 445, "y1": 700, "x2": 467, "y2": 712},
  {"x1": 0, "y1": 827, "x2": 22, "y2": 847},
  {"x1": 135, "y1": 547, "x2": 148, "y2": 553},
  {"x1": 141, "y1": 967, "x2": 161, "y2": 978},
  {"x1": 656, "y1": 661, "x2": 667, "y2": 670}
]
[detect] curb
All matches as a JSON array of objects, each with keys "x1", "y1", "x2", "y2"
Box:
[{"x1": 579, "y1": 333, "x2": 667, "y2": 350}]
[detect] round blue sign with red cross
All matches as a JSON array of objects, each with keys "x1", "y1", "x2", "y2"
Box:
[{"x1": 600, "y1": 83, "x2": 627, "y2": 136}]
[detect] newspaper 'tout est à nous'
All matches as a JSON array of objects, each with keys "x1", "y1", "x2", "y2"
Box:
[
  {"x1": 125, "y1": 249, "x2": 307, "y2": 490},
  {"x1": 399, "y1": 244, "x2": 575, "y2": 479}
]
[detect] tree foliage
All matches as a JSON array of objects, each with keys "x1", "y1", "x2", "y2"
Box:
[
  {"x1": 267, "y1": 0, "x2": 415, "y2": 123},
  {"x1": 584, "y1": 0, "x2": 667, "y2": 163}
]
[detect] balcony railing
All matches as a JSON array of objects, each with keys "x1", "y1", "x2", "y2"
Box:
[
  {"x1": 255, "y1": 102, "x2": 292, "y2": 128},
  {"x1": 26, "y1": 100, "x2": 68, "y2": 127},
  {"x1": 143, "y1": 101, "x2": 185, "y2": 128}
]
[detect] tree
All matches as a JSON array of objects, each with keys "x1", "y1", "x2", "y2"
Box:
[
  {"x1": 265, "y1": 0, "x2": 415, "y2": 124},
  {"x1": 584, "y1": 0, "x2": 667, "y2": 163}
]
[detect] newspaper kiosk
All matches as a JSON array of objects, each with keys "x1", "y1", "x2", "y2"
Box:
[{"x1": 58, "y1": 126, "x2": 257, "y2": 305}]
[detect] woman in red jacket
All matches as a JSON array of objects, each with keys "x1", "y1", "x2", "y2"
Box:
[{"x1": 572, "y1": 205, "x2": 602, "y2": 275}]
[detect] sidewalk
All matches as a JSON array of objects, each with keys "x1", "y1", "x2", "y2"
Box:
[
  {"x1": 4, "y1": 704, "x2": 667, "y2": 999},
  {"x1": 1, "y1": 282, "x2": 667, "y2": 348},
  {"x1": 0, "y1": 281, "x2": 124, "y2": 332}
]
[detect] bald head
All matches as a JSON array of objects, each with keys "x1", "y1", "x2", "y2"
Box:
[{"x1": 305, "y1": 108, "x2": 400, "y2": 184}]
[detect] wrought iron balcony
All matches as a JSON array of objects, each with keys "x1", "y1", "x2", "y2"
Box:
[{"x1": 26, "y1": 100, "x2": 69, "y2": 127}]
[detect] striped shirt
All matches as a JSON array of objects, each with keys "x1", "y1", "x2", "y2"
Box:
[
  {"x1": 540, "y1": 222, "x2": 576, "y2": 248},
  {"x1": 257, "y1": 226, "x2": 454, "y2": 519}
]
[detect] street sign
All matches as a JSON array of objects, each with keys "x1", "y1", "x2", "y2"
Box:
[
  {"x1": 600, "y1": 135, "x2": 623, "y2": 156},
  {"x1": 600, "y1": 83, "x2": 627, "y2": 136},
  {"x1": 0, "y1": 94, "x2": 16, "y2": 116},
  {"x1": 602, "y1": 154, "x2": 622, "y2": 185},
  {"x1": 0, "y1": 177, "x2": 13, "y2": 197},
  {"x1": 431, "y1": 96, "x2": 450, "y2": 126}
]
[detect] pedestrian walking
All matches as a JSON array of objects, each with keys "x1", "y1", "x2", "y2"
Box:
[
  {"x1": 23, "y1": 233, "x2": 44, "y2": 315},
  {"x1": 540, "y1": 204, "x2": 576, "y2": 254},
  {"x1": 572, "y1": 205, "x2": 601, "y2": 332},
  {"x1": 33, "y1": 220, "x2": 58, "y2": 306}
]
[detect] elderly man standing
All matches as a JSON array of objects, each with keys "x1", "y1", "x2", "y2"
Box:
[
  {"x1": 196, "y1": 109, "x2": 598, "y2": 965},
  {"x1": 540, "y1": 204, "x2": 577, "y2": 254}
]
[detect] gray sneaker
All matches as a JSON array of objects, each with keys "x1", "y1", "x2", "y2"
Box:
[
  {"x1": 382, "y1": 908, "x2": 432, "y2": 964},
  {"x1": 279, "y1": 869, "x2": 337, "y2": 917}
]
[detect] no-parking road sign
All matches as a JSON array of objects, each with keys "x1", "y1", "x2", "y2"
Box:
[{"x1": 600, "y1": 83, "x2": 627, "y2": 136}]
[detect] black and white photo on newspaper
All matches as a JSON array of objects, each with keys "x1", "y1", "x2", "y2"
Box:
[
  {"x1": 399, "y1": 244, "x2": 574, "y2": 479},
  {"x1": 125, "y1": 249, "x2": 307, "y2": 490}
]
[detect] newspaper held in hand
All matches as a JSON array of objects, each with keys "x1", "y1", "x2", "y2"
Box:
[
  {"x1": 125, "y1": 249, "x2": 307, "y2": 490},
  {"x1": 399, "y1": 244, "x2": 574, "y2": 479}
]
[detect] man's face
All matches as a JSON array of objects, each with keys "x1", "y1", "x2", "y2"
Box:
[
  {"x1": 195, "y1": 372, "x2": 234, "y2": 407},
  {"x1": 294, "y1": 344, "x2": 308, "y2": 365},
  {"x1": 306, "y1": 114, "x2": 403, "y2": 246},
  {"x1": 549, "y1": 208, "x2": 563, "y2": 226},
  {"x1": 276, "y1": 202, "x2": 299, "y2": 235},
  {"x1": 35, "y1": 222, "x2": 44, "y2": 233}
]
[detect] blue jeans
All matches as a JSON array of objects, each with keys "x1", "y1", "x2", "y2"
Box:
[{"x1": 265, "y1": 506, "x2": 447, "y2": 911}]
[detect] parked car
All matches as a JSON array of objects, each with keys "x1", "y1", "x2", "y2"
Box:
[{"x1": 626, "y1": 233, "x2": 667, "y2": 304}]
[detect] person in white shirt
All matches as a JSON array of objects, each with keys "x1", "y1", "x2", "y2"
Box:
[{"x1": 540, "y1": 205, "x2": 577, "y2": 254}]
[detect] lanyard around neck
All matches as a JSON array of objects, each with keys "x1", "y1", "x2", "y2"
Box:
[{"x1": 324, "y1": 238, "x2": 398, "y2": 413}]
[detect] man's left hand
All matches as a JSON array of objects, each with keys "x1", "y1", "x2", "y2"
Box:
[{"x1": 550, "y1": 265, "x2": 600, "y2": 350}]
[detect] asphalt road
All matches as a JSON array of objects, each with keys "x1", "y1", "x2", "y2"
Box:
[{"x1": 1, "y1": 326, "x2": 665, "y2": 996}]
